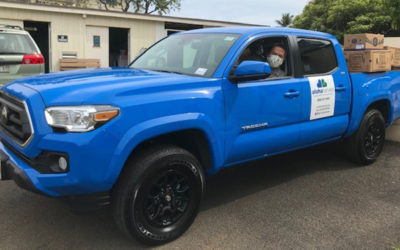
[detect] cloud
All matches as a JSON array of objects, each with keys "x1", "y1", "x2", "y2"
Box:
[{"x1": 169, "y1": 0, "x2": 310, "y2": 26}]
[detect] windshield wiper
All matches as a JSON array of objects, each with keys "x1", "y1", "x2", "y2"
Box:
[{"x1": 150, "y1": 69, "x2": 184, "y2": 75}]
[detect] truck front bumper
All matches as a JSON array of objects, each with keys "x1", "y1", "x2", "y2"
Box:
[
  {"x1": 0, "y1": 127, "x2": 119, "y2": 197},
  {"x1": 0, "y1": 147, "x2": 43, "y2": 195},
  {"x1": 0, "y1": 142, "x2": 111, "y2": 211}
]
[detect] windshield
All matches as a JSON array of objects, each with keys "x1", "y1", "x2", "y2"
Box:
[
  {"x1": 0, "y1": 33, "x2": 38, "y2": 55},
  {"x1": 131, "y1": 33, "x2": 240, "y2": 77}
]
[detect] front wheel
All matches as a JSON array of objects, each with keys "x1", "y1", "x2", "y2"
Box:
[
  {"x1": 112, "y1": 145, "x2": 205, "y2": 245},
  {"x1": 345, "y1": 109, "x2": 386, "y2": 165}
]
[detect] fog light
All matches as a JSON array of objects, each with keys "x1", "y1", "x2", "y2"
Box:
[{"x1": 58, "y1": 157, "x2": 68, "y2": 171}]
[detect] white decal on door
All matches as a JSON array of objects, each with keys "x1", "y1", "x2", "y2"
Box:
[{"x1": 308, "y1": 75, "x2": 336, "y2": 120}]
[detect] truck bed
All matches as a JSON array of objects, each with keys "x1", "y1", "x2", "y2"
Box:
[{"x1": 346, "y1": 70, "x2": 400, "y2": 136}]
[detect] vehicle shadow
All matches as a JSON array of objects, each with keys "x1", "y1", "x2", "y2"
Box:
[{"x1": 201, "y1": 141, "x2": 357, "y2": 211}]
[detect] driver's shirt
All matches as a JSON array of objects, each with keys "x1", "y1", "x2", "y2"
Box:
[{"x1": 269, "y1": 68, "x2": 285, "y2": 78}]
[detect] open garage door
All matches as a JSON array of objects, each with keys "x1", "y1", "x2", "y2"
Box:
[
  {"x1": 109, "y1": 27, "x2": 129, "y2": 67},
  {"x1": 23, "y1": 21, "x2": 50, "y2": 73}
]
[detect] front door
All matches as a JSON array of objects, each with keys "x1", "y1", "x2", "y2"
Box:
[{"x1": 223, "y1": 36, "x2": 304, "y2": 164}]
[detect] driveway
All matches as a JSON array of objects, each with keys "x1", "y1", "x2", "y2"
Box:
[{"x1": 1, "y1": 141, "x2": 400, "y2": 249}]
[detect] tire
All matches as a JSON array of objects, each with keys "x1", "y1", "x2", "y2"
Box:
[
  {"x1": 112, "y1": 145, "x2": 205, "y2": 245},
  {"x1": 345, "y1": 109, "x2": 386, "y2": 165}
]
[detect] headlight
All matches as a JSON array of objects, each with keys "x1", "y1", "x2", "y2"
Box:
[{"x1": 44, "y1": 105, "x2": 119, "y2": 132}]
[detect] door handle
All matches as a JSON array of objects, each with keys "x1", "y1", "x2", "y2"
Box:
[
  {"x1": 284, "y1": 90, "x2": 300, "y2": 98},
  {"x1": 335, "y1": 85, "x2": 346, "y2": 92}
]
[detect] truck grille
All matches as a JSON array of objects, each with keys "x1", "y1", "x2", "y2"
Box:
[{"x1": 0, "y1": 92, "x2": 33, "y2": 146}]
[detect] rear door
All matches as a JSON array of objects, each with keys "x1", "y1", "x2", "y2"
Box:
[
  {"x1": 0, "y1": 31, "x2": 43, "y2": 85},
  {"x1": 295, "y1": 37, "x2": 352, "y2": 145}
]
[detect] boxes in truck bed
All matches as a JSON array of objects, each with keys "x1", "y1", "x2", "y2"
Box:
[
  {"x1": 344, "y1": 50, "x2": 392, "y2": 72},
  {"x1": 344, "y1": 33, "x2": 384, "y2": 50},
  {"x1": 384, "y1": 46, "x2": 400, "y2": 67}
]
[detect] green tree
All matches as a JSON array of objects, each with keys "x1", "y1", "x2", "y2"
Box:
[
  {"x1": 99, "y1": 0, "x2": 181, "y2": 14},
  {"x1": 292, "y1": 0, "x2": 394, "y2": 41},
  {"x1": 384, "y1": 0, "x2": 400, "y2": 31},
  {"x1": 276, "y1": 13, "x2": 294, "y2": 27},
  {"x1": 98, "y1": 0, "x2": 119, "y2": 10}
]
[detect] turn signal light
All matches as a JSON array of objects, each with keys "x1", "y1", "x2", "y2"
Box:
[
  {"x1": 22, "y1": 54, "x2": 44, "y2": 64},
  {"x1": 95, "y1": 110, "x2": 119, "y2": 121}
]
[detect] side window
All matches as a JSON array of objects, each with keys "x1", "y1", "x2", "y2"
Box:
[
  {"x1": 297, "y1": 38, "x2": 338, "y2": 75},
  {"x1": 234, "y1": 37, "x2": 292, "y2": 79}
]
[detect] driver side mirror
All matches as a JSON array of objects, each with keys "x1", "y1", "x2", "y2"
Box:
[{"x1": 229, "y1": 60, "x2": 271, "y2": 83}]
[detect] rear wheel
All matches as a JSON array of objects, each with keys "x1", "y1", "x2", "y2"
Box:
[
  {"x1": 345, "y1": 109, "x2": 386, "y2": 165},
  {"x1": 112, "y1": 145, "x2": 205, "y2": 245}
]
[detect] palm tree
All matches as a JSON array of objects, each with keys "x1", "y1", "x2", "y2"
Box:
[{"x1": 276, "y1": 13, "x2": 294, "y2": 27}]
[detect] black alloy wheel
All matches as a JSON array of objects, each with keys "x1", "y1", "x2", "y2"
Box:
[
  {"x1": 143, "y1": 169, "x2": 192, "y2": 228},
  {"x1": 364, "y1": 123, "x2": 384, "y2": 158},
  {"x1": 345, "y1": 109, "x2": 386, "y2": 165},
  {"x1": 113, "y1": 145, "x2": 205, "y2": 245}
]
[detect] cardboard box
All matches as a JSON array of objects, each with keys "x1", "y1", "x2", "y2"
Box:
[
  {"x1": 344, "y1": 50, "x2": 392, "y2": 72},
  {"x1": 384, "y1": 46, "x2": 400, "y2": 67},
  {"x1": 344, "y1": 33, "x2": 384, "y2": 50}
]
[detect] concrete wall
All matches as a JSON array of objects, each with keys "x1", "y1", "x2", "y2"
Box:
[
  {"x1": 385, "y1": 37, "x2": 400, "y2": 47},
  {"x1": 0, "y1": 18, "x2": 23, "y2": 27},
  {"x1": 155, "y1": 22, "x2": 168, "y2": 43},
  {"x1": 85, "y1": 26, "x2": 109, "y2": 67}
]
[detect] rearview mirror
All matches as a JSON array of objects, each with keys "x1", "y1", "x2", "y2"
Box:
[{"x1": 229, "y1": 60, "x2": 271, "y2": 83}]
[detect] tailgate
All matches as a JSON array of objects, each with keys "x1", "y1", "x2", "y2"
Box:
[
  {"x1": 0, "y1": 54, "x2": 23, "y2": 75},
  {"x1": 0, "y1": 32, "x2": 44, "y2": 85}
]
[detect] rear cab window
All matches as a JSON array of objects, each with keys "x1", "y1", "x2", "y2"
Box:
[
  {"x1": 297, "y1": 38, "x2": 338, "y2": 76},
  {"x1": 0, "y1": 33, "x2": 38, "y2": 55}
]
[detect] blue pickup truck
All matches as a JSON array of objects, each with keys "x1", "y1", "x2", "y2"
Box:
[{"x1": 0, "y1": 27, "x2": 400, "y2": 244}]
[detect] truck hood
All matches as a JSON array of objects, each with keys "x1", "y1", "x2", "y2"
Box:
[{"x1": 6, "y1": 68, "x2": 215, "y2": 106}]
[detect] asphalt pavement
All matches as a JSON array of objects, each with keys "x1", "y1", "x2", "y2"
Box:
[{"x1": 1, "y1": 141, "x2": 400, "y2": 249}]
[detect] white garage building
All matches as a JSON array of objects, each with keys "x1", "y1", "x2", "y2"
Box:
[{"x1": 0, "y1": 1, "x2": 253, "y2": 73}]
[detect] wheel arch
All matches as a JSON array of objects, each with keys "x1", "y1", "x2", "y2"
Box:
[
  {"x1": 346, "y1": 97, "x2": 393, "y2": 138},
  {"x1": 366, "y1": 98, "x2": 391, "y2": 124},
  {"x1": 104, "y1": 113, "x2": 224, "y2": 187},
  {"x1": 128, "y1": 129, "x2": 214, "y2": 172}
]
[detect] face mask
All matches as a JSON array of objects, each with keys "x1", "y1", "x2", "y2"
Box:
[{"x1": 267, "y1": 55, "x2": 283, "y2": 68}]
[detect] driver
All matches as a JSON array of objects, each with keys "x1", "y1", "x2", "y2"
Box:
[{"x1": 267, "y1": 45, "x2": 286, "y2": 78}]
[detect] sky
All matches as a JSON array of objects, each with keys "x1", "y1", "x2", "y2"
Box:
[{"x1": 169, "y1": 0, "x2": 311, "y2": 26}]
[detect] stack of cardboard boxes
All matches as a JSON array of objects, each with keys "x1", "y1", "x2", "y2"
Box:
[
  {"x1": 385, "y1": 46, "x2": 400, "y2": 70},
  {"x1": 343, "y1": 33, "x2": 400, "y2": 72}
]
